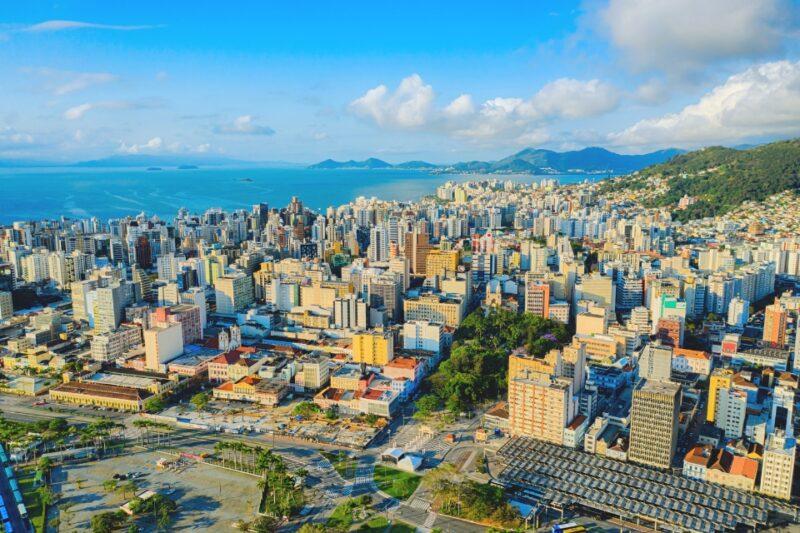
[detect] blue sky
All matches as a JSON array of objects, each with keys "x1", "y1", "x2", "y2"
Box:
[{"x1": 1, "y1": 1, "x2": 799, "y2": 163}]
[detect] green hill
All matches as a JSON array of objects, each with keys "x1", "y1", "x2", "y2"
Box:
[{"x1": 604, "y1": 139, "x2": 800, "y2": 221}]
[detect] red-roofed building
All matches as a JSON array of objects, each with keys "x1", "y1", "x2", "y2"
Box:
[{"x1": 207, "y1": 347, "x2": 259, "y2": 382}]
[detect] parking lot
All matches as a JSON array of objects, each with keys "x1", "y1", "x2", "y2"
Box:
[{"x1": 53, "y1": 448, "x2": 260, "y2": 531}]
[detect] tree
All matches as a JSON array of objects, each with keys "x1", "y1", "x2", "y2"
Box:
[
  {"x1": 37, "y1": 456, "x2": 53, "y2": 475},
  {"x1": 190, "y1": 392, "x2": 210, "y2": 411},
  {"x1": 118, "y1": 480, "x2": 138, "y2": 499},
  {"x1": 91, "y1": 511, "x2": 124, "y2": 533},
  {"x1": 251, "y1": 515, "x2": 279, "y2": 532},
  {"x1": 292, "y1": 402, "x2": 320, "y2": 418},
  {"x1": 102, "y1": 479, "x2": 118, "y2": 493},
  {"x1": 143, "y1": 396, "x2": 166, "y2": 413},
  {"x1": 298, "y1": 524, "x2": 326, "y2": 533},
  {"x1": 38, "y1": 485, "x2": 55, "y2": 507}
]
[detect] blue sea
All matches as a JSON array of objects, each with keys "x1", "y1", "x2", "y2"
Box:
[{"x1": 0, "y1": 166, "x2": 605, "y2": 223}]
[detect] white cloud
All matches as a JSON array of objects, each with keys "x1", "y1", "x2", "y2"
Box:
[
  {"x1": 24, "y1": 67, "x2": 117, "y2": 95},
  {"x1": 443, "y1": 94, "x2": 475, "y2": 118},
  {"x1": 23, "y1": 20, "x2": 159, "y2": 32},
  {"x1": 526, "y1": 78, "x2": 620, "y2": 120},
  {"x1": 600, "y1": 0, "x2": 789, "y2": 77},
  {"x1": 214, "y1": 115, "x2": 275, "y2": 135},
  {"x1": 610, "y1": 60, "x2": 800, "y2": 149},
  {"x1": 349, "y1": 74, "x2": 434, "y2": 128},
  {"x1": 0, "y1": 127, "x2": 34, "y2": 146},
  {"x1": 64, "y1": 103, "x2": 94, "y2": 120},
  {"x1": 349, "y1": 74, "x2": 619, "y2": 143},
  {"x1": 63, "y1": 99, "x2": 161, "y2": 120},
  {"x1": 118, "y1": 137, "x2": 163, "y2": 154}
]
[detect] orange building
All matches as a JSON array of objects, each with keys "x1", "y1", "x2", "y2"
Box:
[{"x1": 763, "y1": 300, "x2": 788, "y2": 348}]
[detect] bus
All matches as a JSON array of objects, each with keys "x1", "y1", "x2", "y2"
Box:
[{"x1": 552, "y1": 522, "x2": 587, "y2": 533}]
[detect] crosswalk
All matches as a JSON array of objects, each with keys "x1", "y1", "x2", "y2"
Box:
[
  {"x1": 407, "y1": 497, "x2": 430, "y2": 512},
  {"x1": 423, "y1": 512, "x2": 438, "y2": 528}
]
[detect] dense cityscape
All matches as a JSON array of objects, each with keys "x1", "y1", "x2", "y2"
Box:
[
  {"x1": 0, "y1": 143, "x2": 799, "y2": 532},
  {"x1": 5, "y1": 2, "x2": 800, "y2": 532}
]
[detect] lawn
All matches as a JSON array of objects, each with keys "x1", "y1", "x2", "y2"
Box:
[
  {"x1": 357, "y1": 515, "x2": 415, "y2": 532},
  {"x1": 326, "y1": 500, "x2": 357, "y2": 530},
  {"x1": 321, "y1": 450, "x2": 357, "y2": 480},
  {"x1": 372, "y1": 465, "x2": 421, "y2": 500},
  {"x1": 18, "y1": 470, "x2": 45, "y2": 533}
]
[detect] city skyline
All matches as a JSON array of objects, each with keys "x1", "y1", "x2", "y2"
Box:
[{"x1": 2, "y1": 1, "x2": 800, "y2": 163}]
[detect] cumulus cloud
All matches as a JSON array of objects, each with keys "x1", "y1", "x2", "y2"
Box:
[
  {"x1": 63, "y1": 99, "x2": 161, "y2": 120},
  {"x1": 23, "y1": 20, "x2": 159, "y2": 32},
  {"x1": 609, "y1": 60, "x2": 800, "y2": 148},
  {"x1": 349, "y1": 74, "x2": 434, "y2": 128},
  {"x1": 118, "y1": 136, "x2": 162, "y2": 154},
  {"x1": 349, "y1": 74, "x2": 619, "y2": 143},
  {"x1": 214, "y1": 115, "x2": 275, "y2": 135},
  {"x1": 23, "y1": 67, "x2": 117, "y2": 95},
  {"x1": 600, "y1": 0, "x2": 789, "y2": 77}
]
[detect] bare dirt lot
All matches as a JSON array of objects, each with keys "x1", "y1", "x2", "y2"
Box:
[{"x1": 54, "y1": 448, "x2": 260, "y2": 531}]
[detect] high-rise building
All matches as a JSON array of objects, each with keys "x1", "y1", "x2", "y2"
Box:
[
  {"x1": 352, "y1": 330, "x2": 394, "y2": 365},
  {"x1": 760, "y1": 432, "x2": 796, "y2": 500},
  {"x1": 134, "y1": 236, "x2": 153, "y2": 269},
  {"x1": 507, "y1": 347, "x2": 584, "y2": 445},
  {"x1": 763, "y1": 300, "x2": 788, "y2": 348},
  {"x1": 404, "y1": 231, "x2": 431, "y2": 276},
  {"x1": 333, "y1": 295, "x2": 368, "y2": 330},
  {"x1": 726, "y1": 297, "x2": 749, "y2": 328},
  {"x1": 0, "y1": 291, "x2": 13, "y2": 321},
  {"x1": 214, "y1": 271, "x2": 254, "y2": 315},
  {"x1": 368, "y1": 276, "x2": 402, "y2": 321},
  {"x1": 524, "y1": 274, "x2": 551, "y2": 318},
  {"x1": 714, "y1": 387, "x2": 747, "y2": 439},
  {"x1": 368, "y1": 224, "x2": 390, "y2": 263},
  {"x1": 637, "y1": 344, "x2": 673, "y2": 382},
  {"x1": 93, "y1": 281, "x2": 133, "y2": 333},
  {"x1": 402, "y1": 320, "x2": 443, "y2": 353},
  {"x1": 577, "y1": 273, "x2": 616, "y2": 310},
  {"x1": 628, "y1": 379, "x2": 681, "y2": 470},
  {"x1": 707, "y1": 369, "x2": 734, "y2": 423},
  {"x1": 425, "y1": 249, "x2": 460, "y2": 279},
  {"x1": 144, "y1": 322, "x2": 184, "y2": 372}
]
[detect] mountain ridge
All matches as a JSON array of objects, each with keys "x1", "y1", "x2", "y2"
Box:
[{"x1": 308, "y1": 146, "x2": 683, "y2": 174}]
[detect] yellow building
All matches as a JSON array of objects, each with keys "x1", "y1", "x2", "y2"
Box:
[
  {"x1": 352, "y1": 330, "x2": 394, "y2": 365},
  {"x1": 425, "y1": 249, "x2": 460, "y2": 278},
  {"x1": 49, "y1": 381, "x2": 145, "y2": 412},
  {"x1": 707, "y1": 369, "x2": 734, "y2": 423},
  {"x1": 570, "y1": 334, "x2": 620, "y2": 363},
  {"x1": 403, "y1": 294, "x2": 464, "y2": 328},
  {"x1": 507, "y1": 348, "x2": 583, "y2": 445}
]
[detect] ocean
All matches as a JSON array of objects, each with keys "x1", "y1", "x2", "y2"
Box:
[{"x1": 0, "y1": 166, "x2": 604, "y2": 223}]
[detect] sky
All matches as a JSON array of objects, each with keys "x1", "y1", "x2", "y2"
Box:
[{"x1": 1, "y1": 0, "x2": 799, "y2": 163}]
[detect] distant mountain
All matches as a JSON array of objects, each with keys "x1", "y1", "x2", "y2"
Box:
[
  {"x1": 308, "y1": 158, "x2": 393, "y2": 170},
  {"x1": 73, "y1": 154, "x2": 251, "y2": 168},
  {"x1": 450, "y1": 147, "x2": 683, "y2": 174},
  {"x1": 601, "y1": 138, "x2": 800, "y2": 221},
  {"x1": 308, "y1": 147, "x2": 682, "y2": 174},
  {"x1": 393, "y1": 160, "x2": 439, "y2": 169}
]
